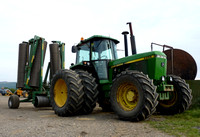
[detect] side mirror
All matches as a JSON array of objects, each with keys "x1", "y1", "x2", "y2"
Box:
[{"x1": 72, "y1": 46, "x2": 77, "y2": 53}]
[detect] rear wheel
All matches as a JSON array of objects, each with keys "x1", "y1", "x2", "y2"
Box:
[
  {"x1": 75, "y1": 70, "x2": 99, "y2": 114},
  {"x1": 50, "y1": 69, "x2": 84, "y2": 116},
  {"x1": 8, "y1": 95, "x2": 20, "y2": 109},
  {"x1": 157, "y1": 75, "x2": 192, "y2": 115},
  {"x1": 110, "y1": 70, "x2": 158, "y2": 121}
]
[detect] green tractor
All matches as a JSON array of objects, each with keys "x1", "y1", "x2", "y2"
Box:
[{"x1": 50, "y1": 23, "x2": 192, "y2": 121}]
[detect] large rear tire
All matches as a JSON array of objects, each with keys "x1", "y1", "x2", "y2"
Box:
[
  {"x1": 157, "y1": 75, "x2": 192, "y2": 115},
  {"x1": 75, "y1": 70, "x2": 99, "y2": 114},
  {"x1": 50, "y1": 69, "x2": 84, "y2": 116},
  {"x1": 110, "y1": 70, "x2": 158, "y2": 121}
]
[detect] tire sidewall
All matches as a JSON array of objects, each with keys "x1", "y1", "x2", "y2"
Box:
[{"x1": 8, "y1": 96, "x2": 13, "y2": 108}]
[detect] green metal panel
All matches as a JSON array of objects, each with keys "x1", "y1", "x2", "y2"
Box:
[
  {"x1": 61, "y1": 43, "x2": 65, "y2": 69},
  {"x1": 109, "y1": 51, "x2": 166, "y2": 67},
  {"x1": 39, "y1": 38, "x2": 44, "y2": 91},
  {"x1": 99, "y1": 80, "x2": 110, "y2": 85},
  {"x1": 99, "y1": 80, "x2": 111, "y2": 98},
  {"x1": 43, "y1": 62, "x2": 50, "y2": 86},
  {"x1": 147, "y1": 57, "x2": 167, "y2": 80}
]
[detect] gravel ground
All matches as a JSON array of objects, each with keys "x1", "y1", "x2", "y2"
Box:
[{"x1": 0, "y1": 96, "x2": 173, "y2": 137}]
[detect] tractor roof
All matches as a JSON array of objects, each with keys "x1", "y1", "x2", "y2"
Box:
[{"x1": 77, "y1": 35, "x2": 119, "y2": 47}]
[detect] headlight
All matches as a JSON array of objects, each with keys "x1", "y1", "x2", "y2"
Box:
[
  {"x1": 169, "y1": 76, "x2": 173, "y2": 82},
  {"x1": 83, "y1": 61, "x2": 90, "y2": 66},
  {"x1": 161, "y1": 76, "x2": 165, "y2": 81},
  {"x1": 156, "y1": 55, "x2": 166, "y2": 59}
]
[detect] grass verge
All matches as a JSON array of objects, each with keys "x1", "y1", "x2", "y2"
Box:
[{"x1": 147, "y1": 108, "x2": 200, "y2": 137}]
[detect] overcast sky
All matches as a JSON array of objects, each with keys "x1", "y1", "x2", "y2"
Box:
[{"x1": 0, "y1": 0, "x2": 199, "y2": 82}]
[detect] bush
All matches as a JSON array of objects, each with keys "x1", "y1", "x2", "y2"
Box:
[{"x1": 191, "y1": 97, "x2": 200, "y2": 109}]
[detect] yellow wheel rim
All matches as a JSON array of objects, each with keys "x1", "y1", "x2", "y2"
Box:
[
  {"x1": 54, "y1": 79, "x2": 68, "y2": 107},
  {"x1": 117, "y1": 82, "x2": 139, "y2": 111},
  {"x1": 159, "y1": 90, "x2": 177, "y2": 108}
]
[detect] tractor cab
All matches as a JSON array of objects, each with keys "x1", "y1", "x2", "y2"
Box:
[{"x1": 72, "y1": 35, "x2": 119, "y2": 80}]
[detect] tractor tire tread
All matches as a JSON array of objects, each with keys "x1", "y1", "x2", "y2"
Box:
[{"x1": 75, "y1": 69, "x2": 99, "y2": 114}]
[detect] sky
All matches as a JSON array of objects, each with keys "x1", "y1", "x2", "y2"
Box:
[{"x1": 0, "y1": 0, "x2": 199, "y2": 82}]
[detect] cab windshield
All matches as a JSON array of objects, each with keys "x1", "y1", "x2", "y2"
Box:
[{"x1": 76, "y1": 39, "x2": 118, "y2": 63}]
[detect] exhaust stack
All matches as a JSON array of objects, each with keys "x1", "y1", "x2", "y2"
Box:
[
  {"x1": 122, "y1": 31, "x2": 129, "y2": 57},
  {"x1": 127, "y1": 22, "x2": 137, "y2": 55}
]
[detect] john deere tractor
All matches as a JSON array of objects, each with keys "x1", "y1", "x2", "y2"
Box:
[{"x1": 50, "y1": 23, "x2": 192, "y2": 121}]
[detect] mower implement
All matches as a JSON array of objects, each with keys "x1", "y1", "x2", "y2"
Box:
[{"x1": 8, "y1": 36, "x2": 65, "y2": 109}]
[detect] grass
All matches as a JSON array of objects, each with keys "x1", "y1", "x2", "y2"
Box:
[{"x1": 147, "y1": 108, "x2": 200, "y2": 137}]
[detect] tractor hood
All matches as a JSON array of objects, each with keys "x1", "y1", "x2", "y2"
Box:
[{"x1": 109, "y1": 51, "x2": 166, "y2": 68}]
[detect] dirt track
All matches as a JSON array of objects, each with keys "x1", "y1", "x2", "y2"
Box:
[{"x1": 0, "y1": 96, "x2": 173, "y2": 137}]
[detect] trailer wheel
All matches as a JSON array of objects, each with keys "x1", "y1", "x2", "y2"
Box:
[
  {"x1": 110, "y1": 70, "x2": 158, "y2": 121},
  {"x1": 50, "y1": 69, "x2": 84, "y2": 116},
  {"x1": 8, "y1": 95, "x2": 20, "y2": 109},
  {"x1": 75, "y1": 70, "x2": 99, "y2": 114},
  {"x1": 157, "y1": 75, "x2": 192, "y2": 115}
]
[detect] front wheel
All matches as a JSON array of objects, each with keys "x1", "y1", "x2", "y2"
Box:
[
  {"x1": 157, "y1": 75, "x2": 192, "y2": 115},
  {"x1": 110, "y1": 70, "x2": 158, "y2": 121}
]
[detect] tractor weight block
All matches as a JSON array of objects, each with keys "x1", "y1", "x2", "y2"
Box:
[
  {"x1": 49, "y1": 43, "x2": 61, "y2": 76},
  {"x1": 17, "y1": 42, "x2": 29, "y2": 88},
  {"x1": 29, "y1": 41, "x2": 47, "y2": 87},
  {"x1": 34, "y1": 96, "x2": 51, "y2": 107}
]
